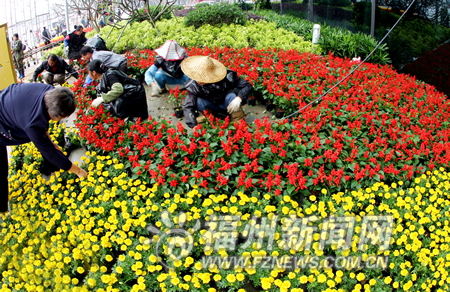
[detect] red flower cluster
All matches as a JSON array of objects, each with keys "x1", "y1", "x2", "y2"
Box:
[{"x1": 72, "y1": 46, "x2": 450, "y2": 197}]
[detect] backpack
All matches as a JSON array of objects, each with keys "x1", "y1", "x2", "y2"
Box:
[{"x1": 86, "y1": 34, "x2": 109, "y2": 51}]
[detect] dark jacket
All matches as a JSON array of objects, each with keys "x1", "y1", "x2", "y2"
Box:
[
  {"x1": 98, "y1": 69, "x2": 149, "y2": 120},
  {"x1": 65, "y1": 31, "x2": 87, "y2": 59},
  {"x1": 0, "y1": 83, "x2": 72, "y2": 171},
  {"x1": 33, "y1": 56, "x2": 79, "y2": 81},
  {"x1": 42, "y1": 29, "x2": 50, "y2": 41},
  {"x1": 154, "y1": 55, "x2": 186, "y2": 79},
  {"x1": 183, "y1": 69, "x2": 252, "y2": 128},
  {"x1": 65, "y1": 31, "x2": 87, "y2": 52}
]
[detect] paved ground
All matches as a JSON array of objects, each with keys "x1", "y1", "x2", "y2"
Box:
[{"x1": 13, "y1": 58, "x2": 275, "y2": 172}]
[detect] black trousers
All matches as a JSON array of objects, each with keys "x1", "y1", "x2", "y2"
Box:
[{"x1": 0, "y1": 146, "x2": 9, "y2": 212}]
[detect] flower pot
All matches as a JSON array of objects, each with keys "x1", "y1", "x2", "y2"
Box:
[
  {"x1": 266, "y1": 102, "x2": 275, "y2": 111},
  {"x1": 275, "y1": 108, "x2": 285, "y2": 118},
  {"x1": 174, "y1": 107, "x2": 184, "y2": 118}
]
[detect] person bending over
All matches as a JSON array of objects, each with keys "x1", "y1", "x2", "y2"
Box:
[
  {"x1": 33, "y1": 54, "x2": 79, "y2": 85},
  {"x1": 0, "y1": 84, "x2": 88, "y2": 214}
]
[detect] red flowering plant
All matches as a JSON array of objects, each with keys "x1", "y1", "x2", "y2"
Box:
[
  {"x1": 168, "y1": 86, "x2": 186, "y2": 109},
  {"x1": 71, "y1": 46, "x2": 450, "y2": 200}
]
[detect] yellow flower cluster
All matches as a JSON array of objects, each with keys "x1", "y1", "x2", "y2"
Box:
[{"x1": 1, "y1": 122, "x2": 450, "y2": 291}]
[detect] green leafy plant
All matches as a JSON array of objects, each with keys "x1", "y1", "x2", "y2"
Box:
[
  {"x1": 194, "y1": 2, "x2": 210, "y2": 8},
  {"x1": 184, "y1": 3, "x2": 248, "y2": 28},
  {"x1": 387, "y1": 18, "x2": 450, "y2": 68},
  {"x1": 42, "y1": 44, "x2": 65, "y2": 60},
  {"x1": 92, "y1": 18, "x2": 312, "y2": 53},
  {"x1": 136, "y1": 6, "x2": 173, "y2": 22},
  {"x1": 254, "y1": 9, "x2": 391, "y2": 65},
  {"x1": 255, "y1": 0, "x2": 272, "y2": 10},
  {"x1": 317, "y1": 28, "x2": 391, "y2": 64}
]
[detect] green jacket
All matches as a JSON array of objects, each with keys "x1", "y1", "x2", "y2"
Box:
[{"x1": 11, "y1": 40, "x2": 24, "y2": 70}]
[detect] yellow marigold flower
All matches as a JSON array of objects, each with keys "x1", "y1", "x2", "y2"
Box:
[
  {"x1": 87, "y1": 278, "x2": 96, "y2": 287},
  {"x1": 226, "y1": 274, "x2": 236, "y2": 283},
  {"x1": 318, "y1": 274, "x2": 326, "y2": 283},
  {"x1": 356, "y1": 273, "x2": 365, "y2": 281},
  {"x1": 236, "y1": 273, "x2": 245, "y2": 281}
]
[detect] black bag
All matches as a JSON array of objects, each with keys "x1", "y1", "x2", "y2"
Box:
[
  {"x1": 108, "y1": 84, "x2": 148, "y2": 120},
  {"x1": 99, "y1": 70, "x2": 148, "y2": 120},
  {"x1": 86, "y1": 35, "x2": 109, "y2": 51}
]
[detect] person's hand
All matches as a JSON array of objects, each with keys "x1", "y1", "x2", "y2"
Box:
[
  {"x1": 151, "y1": 82, "x2": 156, "y2": 87},
  {"x1": 227, "y1": 96, "x2": 242, "y2": 114},
  {"x1": 77, "y1": 168, "x2": 88, "y2": 178},
  {"x1": 65, "y1": 46, "x2": 69, "y2": 51},
  {"x1": 91, "y1": 96, "x2": 104, "y2": 108}
]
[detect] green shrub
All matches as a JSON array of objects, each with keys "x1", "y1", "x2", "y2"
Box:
[
  {"x1": 387, "y1": 18, "x2": 450, "y2": 68},
  {"x1": 184, "y1": 3, "x2": 248, "y2": 28},
  {"x1": 42, "y1": 44, "x2": 65, "y2": 60},
  {"x1": 254, "y1": 9, "x2": 391, "y2": 64},
  {"x1": 172, "y1": 5, "x2": 185, "y2": 10},
  {"x1": 195, "y1": 2, "x2": 210, "y2": 8},
  {"x1": 317, "y1": 0, "x2": 351, "y2": 7},
  {"x1": 318, "y1": 28, "x2": 391, "y2": 64},
  {"x1": 255, "y1": 0, "x2": 272, "y2": 10},
  {"x1": 97, "y1": 18, "x2": 312, "y2": 53},
  {"x1": 136, "y1": 5, "x2": 173, "y2": 22}
]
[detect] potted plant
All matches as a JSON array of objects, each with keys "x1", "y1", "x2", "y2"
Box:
[{"x1": 168, "y1": 86, "x2": 185, "y2": 118}]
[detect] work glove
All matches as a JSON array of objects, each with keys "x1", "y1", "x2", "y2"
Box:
[
  {"x1": 65, "y1": 46, "x2": 69, "y2": 51},
  {"x1": 227, "y1": 96, "x2": 242, "y2": 114},
  {"x1": 91, "y1": 96, "x2": 104, "y2": 108}
]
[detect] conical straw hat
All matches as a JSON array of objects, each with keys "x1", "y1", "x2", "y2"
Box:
[
  {"x1": 154, "y1": 40, "x2": 186, "y2": 61},
  {"x1": 181, "y1": 56, "x2": 227, "y2": 84}
]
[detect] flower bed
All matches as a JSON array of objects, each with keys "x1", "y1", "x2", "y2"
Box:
[
  {"x1": 2, "y1": 46, "x2": 450, "y2": 291},
  {"x1": 77, "y1": 46, "x2": 450, "y2": 196},
  {"x1": 2, "y1": 122, "x2": 450, "y2": 291}
]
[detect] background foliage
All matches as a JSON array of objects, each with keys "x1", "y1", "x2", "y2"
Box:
[
  {"x1": 252, "y1": 10, "x2": 391, "y2": 65},
  {"x1": 184, "y1": 3, "x2": 248, "y2": 28}
]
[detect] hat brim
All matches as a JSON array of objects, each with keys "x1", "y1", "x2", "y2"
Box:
[{"x1": 181, "y1": 56, "x2": 227, "y2": 84}]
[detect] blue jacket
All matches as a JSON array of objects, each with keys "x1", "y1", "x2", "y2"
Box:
[{"x1": 0, "y1": 83, "x2": 72, "y2": 171}]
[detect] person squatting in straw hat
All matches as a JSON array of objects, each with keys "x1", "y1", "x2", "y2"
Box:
[
  {"x1": 0, "y1": 83, "x2": 89, "y2": 214},
  {"x1": 181, "y1": 56, "x2": 253, "y2": 128},
  {"x1": 144, "y1": 40, "x2": 190, "y2": 97}
]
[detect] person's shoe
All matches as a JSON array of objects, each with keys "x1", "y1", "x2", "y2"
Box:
[
  {"x1": 196, "y1": 115, "x2": 207, "y2": 124},
  {"x1": 196, "y1": 110, "x2": 212, "y2": 124},
  {"x1": 151, "y1": 83, "x2": 162, "y2": 97},
  {"x1": 231, "y1": 107, "x2": 245, "y2": 123}
]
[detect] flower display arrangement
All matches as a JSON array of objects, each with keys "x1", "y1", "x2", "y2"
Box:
[{"x1": 1, "y1": 45, "x2": 450, "y2": 292}]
